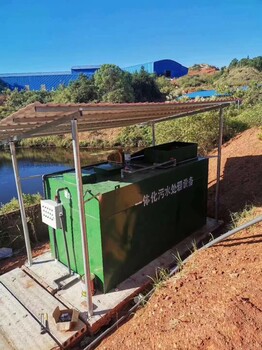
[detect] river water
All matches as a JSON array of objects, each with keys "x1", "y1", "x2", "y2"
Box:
[{"x1": 0, "y1": 148, "x2": 109, "y2": 205}]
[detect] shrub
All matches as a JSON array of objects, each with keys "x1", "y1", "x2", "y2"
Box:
[
  {"x1": 156, "y1": 111, "x2": 220, "y2": 154},
  {"x1": 0, "y1": 193, "x2": 42, "y2": 215},
  {"x1": 229, "y1": 204, "x2": 257, "y2": 229},
  {"x1": 234, "y1": 102, "x2": 262, "y2": 127},
  {"x1": 117, "y1": 125, "x2": 152, "y2": 147}
]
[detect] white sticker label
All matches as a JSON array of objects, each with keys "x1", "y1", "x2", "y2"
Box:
[{"x1": 64, "y1": 189, "x2": 71, "y2": 199}]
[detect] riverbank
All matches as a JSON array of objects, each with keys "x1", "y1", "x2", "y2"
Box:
[
  {"x1": 19, "y1": 128, "x2": 123, "y2": 148},
  {"x1": 0, "y1": 147, "x2": 111, "y2": 205}
]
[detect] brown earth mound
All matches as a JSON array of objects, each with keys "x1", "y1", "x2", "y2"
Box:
[
  {"x1": 188, "y1": 67, "x2": 219, "y2": 76},
  {"x1": 98, "y1": 127, "x2": 262, "y2": 350}
]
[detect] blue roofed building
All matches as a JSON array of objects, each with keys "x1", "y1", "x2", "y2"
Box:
[
  {"x1": 180, "y1": 90, "x2": 229, "y2": 99},
  {"x1": 0, "y1": 59, "x2": 188, "y2": 92},
  {"x1": 0, "y1": 67, "x2": 96, "y2": 92},
  {"x1": 123, "y1": 59, "x2": 188, "y2": 78},
  {"x1": 0, "y1": 72, "x2": 78, "y2": 91},
  {"x1": 71, "y1": 65, "x2": 101, "y2": 75}
]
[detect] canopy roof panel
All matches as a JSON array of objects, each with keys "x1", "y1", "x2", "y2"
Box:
[{"x1": 0, "y1": 100, "x2": 236, "y2": 144}]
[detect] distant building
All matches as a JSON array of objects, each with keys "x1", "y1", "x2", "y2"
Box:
[
  {"x1": 180, "y1": 90, "x2": 228, "y2": 99},
  {"x1": 70, "y1": 65, "x2": 101, "y2": 75},
  {"x1": 0, "y1": 67, "x2": 97, "y2": 92},
  {"x1": 124, "y1": 59, "x2": 188, "y2": 79},
  {"x1": 0, "y1": 59, "x2": 188, "y2": 92}
]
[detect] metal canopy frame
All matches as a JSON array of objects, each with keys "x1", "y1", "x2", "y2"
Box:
[
  {"x1": 0, "y1": 100, "x2": 234, "y2": 143},
  {"x1": 0, "y1": 100, "x2": 236, "y2": 318}
]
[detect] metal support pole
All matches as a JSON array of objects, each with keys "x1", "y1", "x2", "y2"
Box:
[
  {"x1": 215, "y1": 108, "x2": 223, "y2": 221},
  {"x1": 152, "y1": 122, "x2": 156, "y2": 146},
  {"x1": 71, "y1": 119, "x2": 93, "y2": 317},
  {"x1": 9, "y1": 141, "x2": 32, "y2": 266}
]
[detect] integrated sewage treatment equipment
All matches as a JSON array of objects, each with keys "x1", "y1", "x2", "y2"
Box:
[{"x1": 41, "y1": 141, "x2": 208, "y2": 293}]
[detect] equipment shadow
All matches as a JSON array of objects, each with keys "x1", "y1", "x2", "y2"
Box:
[{"x1": 207, "y1": 155, "x2": 262, "y2": 222}]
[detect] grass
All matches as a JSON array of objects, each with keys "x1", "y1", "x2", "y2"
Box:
[
  {"x1": 0, "y1": 193, "x2": 42, "y2": 215},
  {"x1": 229, "y1": 204, "x2": 257, "y2": 229},
  {"x1": 215, "y1": 67, "x2": 262, "y2": 87},
  {"x1": 190, "y1": 239, "x2": 198, "y2": 254},
  {"x1": 149, "y1": 267, "x2": 170, "y2": 289},
  {"x1": 209, "y1": 232, "x2": 215, "y2": 242},
  {"x1": 173, "y1": 251, "x2": 184, "y2": 271},
  {"x1": 169, "y1": 314, "x2": 187, "y2": 330},
  {"x1": 133, "y1": 293, "x2": 148, "y2": 307}
]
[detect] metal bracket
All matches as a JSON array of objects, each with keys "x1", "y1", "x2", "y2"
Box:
[{"x1": 84, "y1": 189, "x2": 100, "y2": 203}]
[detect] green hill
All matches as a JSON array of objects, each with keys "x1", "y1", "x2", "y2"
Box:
[{"x1": 215, "y1": 67, "x2": 262, "y2": 87}]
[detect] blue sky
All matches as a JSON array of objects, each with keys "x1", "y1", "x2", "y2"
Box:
[{"x1": 0, "y1": 0, "x2": 261, "y2": 73}]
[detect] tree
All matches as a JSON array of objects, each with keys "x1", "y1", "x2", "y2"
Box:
[
  {"x1": 0, "y1": 89, "x2": 53, "y2": 119},
  {"x1": 52, "y1": 84, "x2": 72, "y2": 103},
  {"x1": 251, "y1": 56, "x2": 262, "y2": 71},
  {"x1": 5, "y1": 89, "x2": 52, "y2": 110},
  {"x1": 131, "y1": 67, "x2": 162, "y2": 102},
  {"x1": 94, "y1": 64, "x2": 134, "y2": 103},
  {"x1": 228, "y1": 56, "x2": 262, "y2": 72},
  {"x1": 53, "y1": 75, "x2": 97, "y2": 103},
  {"x1": 156, "y1": 76, "x2": 177, "y2": 100},
  {"x1": 228, "y1": 58, "x2": 239, "y2": 69},
  {"x1": 0, "y1": 79, "x2": 7, "y2": 93},
  {"x1": 69, "y1": 75, "x2": 97, "y2": 103},
  {"x1": 117, "y1": 125, "x2": 152, "y2": 147},
  {"x1": 239, "y1": 57, "x2": 250, "y2": 67}
]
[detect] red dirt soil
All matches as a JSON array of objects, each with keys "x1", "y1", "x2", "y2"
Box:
[
  {"x1": 188, "y1": 67, "x2": 219, "y2": 76},
  {"x1": 97, "y1": 127, "x2": 262, "y2": 350},
  {"x1": 98, "y1": 212, "x2": 262, "y2": 350}
]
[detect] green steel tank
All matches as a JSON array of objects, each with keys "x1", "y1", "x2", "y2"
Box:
[{"x1": 43, "y1": 141, "x2": 208, "y2": 293}]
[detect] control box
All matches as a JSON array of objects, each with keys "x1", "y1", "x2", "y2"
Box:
[{"x1": 41, "y1": 200, "x2": 63, "y2": 229}]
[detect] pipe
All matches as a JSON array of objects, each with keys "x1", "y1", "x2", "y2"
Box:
[
  {"x1": 41, "y1": 175, "x2": 57, "y2": 261},
  {"x1": 121, "y1": 159, "x2": 176, "y2": 178},
  {"x1": 84, "y1": 287, "x2": 155, "y2": 350},
  {"x1": 215, "y1": 108, "x2": 223, "y2": 221},
  {"x1": 54, "y1": 187, "x2": 70, "y2": 263},
  {"x1": 71, "y1": 118, "x2": 93, "y2": 317},
  {"x1": 152, "y1": 122, "x2": 156, "y2": 146},
  {"x1": 52, "y1": 228, "x2": 58, "y2": 260},
  {"x1": 170, "y1": 214, "x2": 262, "y2": 276},
  {"x1": 198, "y1": 215, "x2": 262, "y2": 251},
  {"x1": 55, "y1": 187, "x2": 69, "y2": 201},
  {"x1": 59, "y1": 212, "x2": 71, "y2": 275},
  {"x1": 21, "y1": 174, "x2": 43, "y2": 180},
  {"x1": 84, "y1": 214, "x2": 262, "y2": 349},
  {"x1": 9, "y1": 141, "x2": 33, "y2": 266}
]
